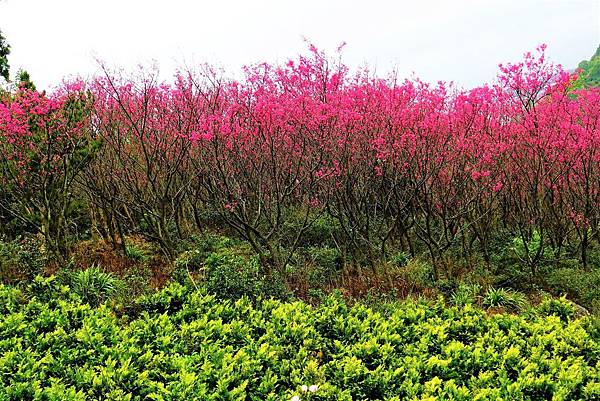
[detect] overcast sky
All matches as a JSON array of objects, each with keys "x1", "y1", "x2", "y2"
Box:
[{"x1": 0, "y1": 0, "x2": 599, "y2": 90}]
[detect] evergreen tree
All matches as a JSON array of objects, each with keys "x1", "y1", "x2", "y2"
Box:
[{"x1": 0, "y1": 29, "x2": 9, "y2": 81}]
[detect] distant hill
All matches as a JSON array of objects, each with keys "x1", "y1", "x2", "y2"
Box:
[{"x1": 573, "y1": 45, "x2": 600, "y2": 88}]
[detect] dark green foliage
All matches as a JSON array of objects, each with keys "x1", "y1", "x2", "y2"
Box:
[
  {"x1": 306, "y1": 245, "x2": 342, "y2": 286},
  {"x1": 125, "y1": 243, "x2": 151, "y2": 262},
  {"x1": 205, "y1": 248, "x2": 289, "y2": 301},
  {"x1": 175, "y1": 232, "x2": 240, "y2": 270},
  {"x1": 119, "y1": 264, "x2": 154, "y2": 300},
  {"x1": 489, "y1": 231, "x2": 551, "y2": 288},
  {"x1": 173, "y1": 233, "x2": 290, "y2": 300},
  {"x1": 389, "y1": 251, "x2": 410, "y2": 267},
  {"x1": 0, "y1": 281, "x2": 598, "y2": 399},
  {"x1": 283, "y1": 211, "x2": 340, "y2": 248},
  {"x1": 204, "y1": 249, "x2": 263, "y2": 300},
  {"x1": 546, "y1": 267, "x2": 600, "y2": 314},
  {"x1": 399, "y1": 258, "x2": 435, "y2": 288},
  {"x1": 0, "y1": 236, "x2": 45, "y2": 283},
  {"x1": 574, "y1": 45, "x2": 600, "y2": 89},
  {"x1": 15, "y1": 69, "x2": 35, "y2": 90},
  {"x1": 0, "y1": 29, "x2": 9, "y2": 81},
  {"x1": 173, "y1": 233, "x2": 244, "y2": 284}
]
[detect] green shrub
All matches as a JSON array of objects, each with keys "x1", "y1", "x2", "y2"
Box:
[
  {"x1": 389, "y1": 251, "x2": 410, "y2": 267},
  {"x1": 435, "y1": 277, "x2": 459, "y2": 298},
  {"x1": 69, "y1": 265, "x2": 121, "y2": 307},
  {"x1": 193, "y1": 232, "x2": 239, "y2": 252},
  {"x1": 0, "y1": 283, "x2": 597, "y2": 399},
  {"x1": 205, "y1": 249, "x2": 262, "y2": 301},
  {"x1": 0, "y1": 236, "x2": 45, "y2": 283},
  {"x1": 27, "y1": 274, "x2": 71, "y2": 303},
  {"x1": 583, "y1": 315, "x2": 600, "y2": 341},
  {"x1": 482, "y1": 287, "x2": 528, "y2": 312},
  {"x1": 537, "y1": 295, "x2": 577, "y2": 323},
  {"x1": 283, "y1": 211, "x2": 340, "y2": 247},
  {"x1": 261, "y1": 270, "x2": 291, "y2": 301},
  {"x1": 174, "y1": 248, "x2": 205, "y2": 274},
  {"x1": 450, "y1": 282, "x2": 481, "y2": 307},
  {"x1": 306, "y1": 246, "x2": 342, "y2": 286},
  {"x1": 204, "y1": 248, "x2": 290, "y2": 301},
  {"x1": 136, "y1": 281, "x2": 189, "y2": 315},
  {"x1": 546, "y1": 267, "x2": 600, "y2": 314},
  {"x1": 510, "y1": 229, "x2": 553, "y2": 263},
  {"x1": 176, "y1": 233, "x2": 241, "y2": 266},
  {"x1": 125, "y1": 243, "x2": 150, "y2": 261},
  {"x1": 174, "y1": 234, "x2": 289, "y2": 301},
  {"x1": 489, "y1": 230, "x2": 548, "y2": 289},
  {"x1": 173, "y1": 233, "x2": 248, "y2": 286},
  {"x1": 120, "y1": 265, "x2": 153, "y2": 299},
  {"x1": 398, "y1": 258, "x2": 435, "y2": 288}
]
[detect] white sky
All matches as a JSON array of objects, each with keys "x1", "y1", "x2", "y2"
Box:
[{"x1": 0, "y1": 0, "x2": 599, "y2": 90}]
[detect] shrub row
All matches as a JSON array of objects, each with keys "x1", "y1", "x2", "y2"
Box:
[{"x1": 0, "y1": 278, "x2": 598, "y2": 400}]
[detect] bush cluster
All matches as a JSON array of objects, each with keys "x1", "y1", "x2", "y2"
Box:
[{"x1": 0, "y1": 279, "x2": 598, "y2": 400}]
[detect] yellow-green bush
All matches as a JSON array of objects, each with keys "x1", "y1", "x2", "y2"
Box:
[{"x1": 0, "y1": 279, "x2": 598, "y2": 400}]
